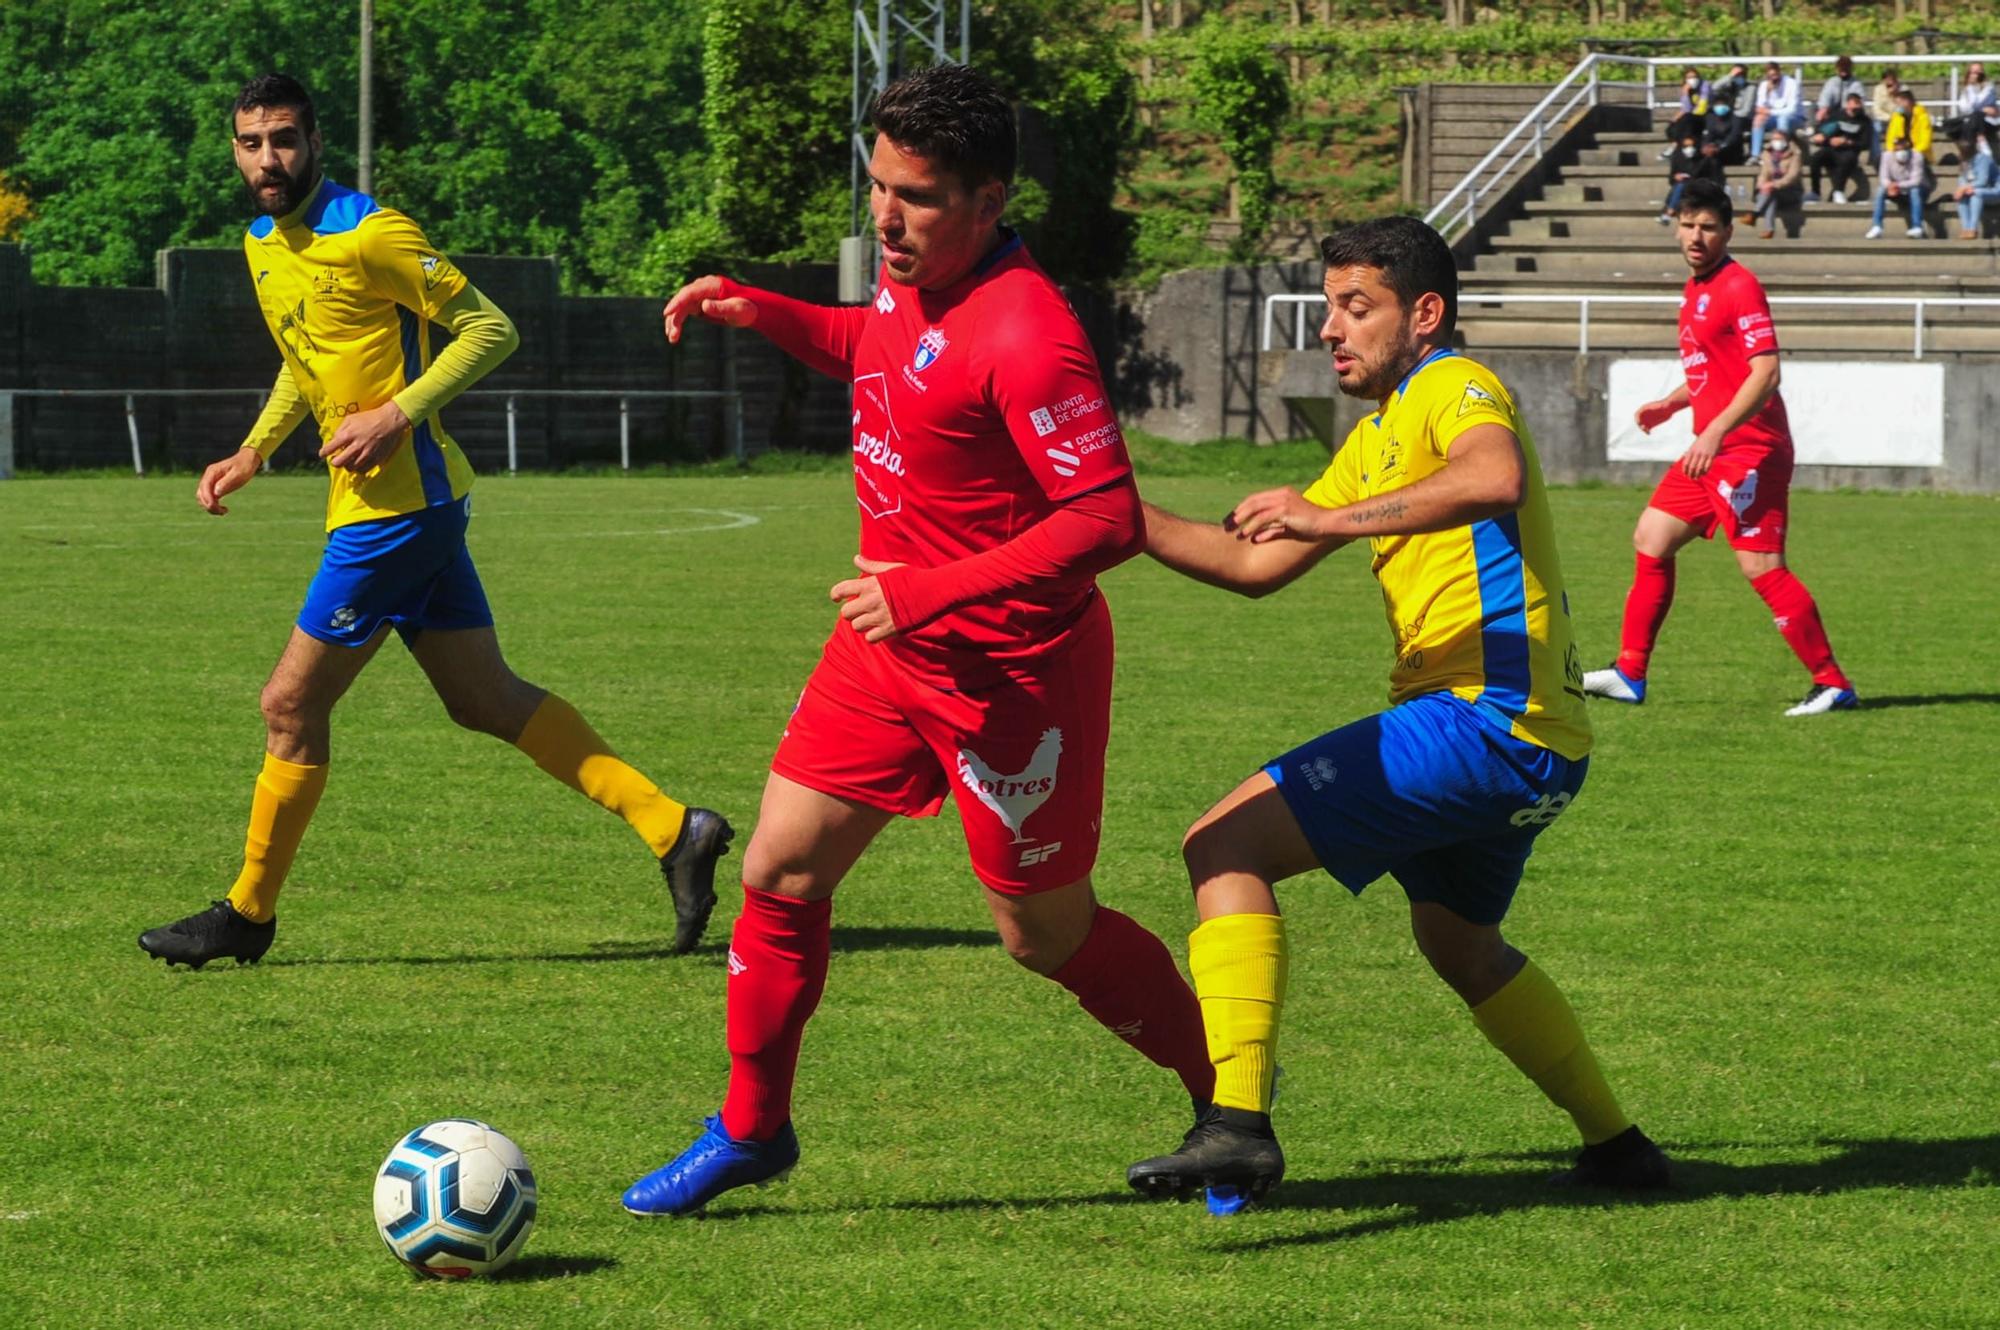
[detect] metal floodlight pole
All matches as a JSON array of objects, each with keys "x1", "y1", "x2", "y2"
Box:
[
  {"x1": 841, "y1": 1, "x2": 969, "y2": 302},
  {"x1": 358, "y1": 0, "x2": 375, "y2": 194}
]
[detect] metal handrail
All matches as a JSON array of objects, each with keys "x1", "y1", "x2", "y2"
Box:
[
  {"x1": 1261, "y1": 291, "x2": 2000, "y2": 359},
  {"x1": 1423, "y1": 50, "x2": 2000, "y2": 246},
  {"x1": 0, "y1": 386, "x2": 745, "y2": 477}
]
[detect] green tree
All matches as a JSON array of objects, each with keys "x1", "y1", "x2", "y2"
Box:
[{"x1": 1187, "y1": 21, "x2": 1289, "y2": 260}]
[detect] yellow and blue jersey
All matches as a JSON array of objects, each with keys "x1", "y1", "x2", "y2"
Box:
[
  {"x1": 1301, "y1": 350, "x2": 1591, "y2": 760},
  {"x1": 245, "y1": 178, "x2": 475, "y2": 531}
]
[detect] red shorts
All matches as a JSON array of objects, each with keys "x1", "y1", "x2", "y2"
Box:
[
  {"x1": 1648, "y1": 446, "x2": 1791, "y2": 553},
  {"x1": 770, "y1": 595, "x2": 1112, "y2": 894}
]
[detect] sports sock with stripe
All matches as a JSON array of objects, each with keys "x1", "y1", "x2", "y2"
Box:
[
  {"x1": 721, "y1": 886, "x2": 831, "y2": 1142},
  {"x1": 513, "y1": 693, "x2": 687, "y2": 856},
  {"x1": 1751, "y1": 567, "x2": 1851, "y2": 688},
  {"x1": 1616, "y1": 552, "x2": 1675, "y2": 680},
  {"x1": 1049, "y1": 907, "x2": 1215, "y2": 1103}
]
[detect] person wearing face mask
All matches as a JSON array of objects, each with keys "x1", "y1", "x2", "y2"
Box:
[
  {"x1": 1661, "y1": 129, "x2": 1726, "y2": 223},
  {"x1": 1867, "y1": 135, "x2": 1931, "y2": 238},
  {"x1": 1753, "y1": 134, "x2": 1803, "y2": 238},
  {"x1": 1951, "y1": 121, "x2": 2000, "y2": 239}
]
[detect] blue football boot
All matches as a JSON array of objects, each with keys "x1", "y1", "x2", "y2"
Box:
[{"x1": 623, "y1": 1114, "x2": 799, "y2": 1217}]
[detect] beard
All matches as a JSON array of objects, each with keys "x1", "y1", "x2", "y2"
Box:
[
  {"x1": 244, "y1": 151, "x2": 318, "y2": 217},
  {"x1": 1335, "y1": 315, "x2": 1424, "y2": 401}
]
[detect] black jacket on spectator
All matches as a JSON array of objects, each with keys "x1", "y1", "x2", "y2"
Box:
[{"x1": 1810, "y1": 106, "x2": 1874, "y2": 196}]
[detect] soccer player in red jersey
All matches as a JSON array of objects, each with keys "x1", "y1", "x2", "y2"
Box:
[
  {"x1": 621, "y1": 64, "x2": 1215, "y2": 1216},
  {"x1": 1583, "y1": 178, "x2": 1857, "y2": 716}
]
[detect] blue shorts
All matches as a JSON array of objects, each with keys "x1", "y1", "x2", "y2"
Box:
[
  {"x1": 1263, "y1": 692, "x2": 1588, "y2": 926},
  {"x1": 296, "y1": 497, "x2": 493, "y2": 648}
]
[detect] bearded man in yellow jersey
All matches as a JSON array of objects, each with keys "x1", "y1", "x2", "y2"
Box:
[
  {"x1": 1128, "y1": 217, "x2": 1667, "y2": 1210},
  {"x1": 138, "y1": 74, "x2": 732, "y2": 969}
]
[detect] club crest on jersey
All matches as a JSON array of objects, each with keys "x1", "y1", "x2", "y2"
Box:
[
  {"x1": 1695, "y1": 292, "x2": 1711, "y2": 319},
  {"x1": 912, "y1": 327, "x2": 949, "y2": 373},
  {"x1": 419, "y1": 252, "x2": 452, "y2": 291},
  {"x1": 1457, "y1": 380, "x2": 1497, "y2": 418}
]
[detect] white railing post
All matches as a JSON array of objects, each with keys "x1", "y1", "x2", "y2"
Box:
[
  {"x1": 505, "y1": 395, "x2": 518, "y2": 475},
  {"x1": 1261, "y1": 298, "x2": 1275, "y2": 352},
  {"x1": 1578, "y1": 299, "x2": 1591, "y2": 356},
  {"x1": 1295, "y1": 300, "x2": 1309, "y2": 350},
  {"x1": 1913, "y1": 301, "x2": 1926, "y2": 359},
  {"x1": 619, "y1": 395, "x2": 631, "y2": 471},
  {"x1": 125, "y1": 394, "x2": 143, "y2": 476}
]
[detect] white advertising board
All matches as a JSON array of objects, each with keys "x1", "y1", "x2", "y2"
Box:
[{"x1": 1605, "y1": 359, "x2": 1945, "y2": 467}]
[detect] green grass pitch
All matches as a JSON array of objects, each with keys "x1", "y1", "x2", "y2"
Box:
[{"x1": 2, "y1": 464, "x2": 1996, "y2": 1328}]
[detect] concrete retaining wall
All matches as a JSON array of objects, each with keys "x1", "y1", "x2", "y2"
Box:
[{"x1": 1260, "y1": 346, "x2": 2000, "y2": 493}]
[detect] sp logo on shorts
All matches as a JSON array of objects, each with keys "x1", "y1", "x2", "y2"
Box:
[
  {"x1": 1509, "y1": 792, "x2": 1573, "y2": 827},
  {"x1": 1299, "y1": 757, "x2": 1339, "y2": 792},
  {"x1": 957, "y1": 728, "x2": 1062, "y2": 844},
  {"x1": 329, "y1": 607, "x2": 360, "y2": 630},
  {"x1": 1017, "y1": 841, "x2": 1064, "y2": 868},
  {"x1": 726, "y1": 948, "x2": 747, "y2": 976}
]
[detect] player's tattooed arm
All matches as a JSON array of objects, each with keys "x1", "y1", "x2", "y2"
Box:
[{"x1": 1231, "y1": 424, "x2": 1526, "y2": 544}]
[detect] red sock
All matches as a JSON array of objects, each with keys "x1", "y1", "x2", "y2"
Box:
[
  {"x1": 1616, "y1": 552, "x2": 1675, "y2": 680},
  {"x1": 720, "y1": 886, "x2": 831, "y2": 1142},
  {"x1": 1050, "y1": 908, "x2": 1216, "y2": 1103},
  {"x1": 1751, "y1": 568, "x2": 1850, "y2": 688}
]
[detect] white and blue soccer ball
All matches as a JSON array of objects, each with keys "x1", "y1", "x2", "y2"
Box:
[{"x1": 373, "y1": 1119, "x2": 537, "y2": 1279}]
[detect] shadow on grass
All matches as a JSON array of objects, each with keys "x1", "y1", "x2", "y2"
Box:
[
  {"x1": 491, "y1": 1253, "x2": 619, "y2": 1282},
  {"x1": 261, "y1": 924, "x2": 994, "y2": 968},
  {"x1": 675, "y1": 1134, "x2": 2000, "y2": 1243},
  {"x1": 1855, "y1": 692, "x2": 2000, "y2": 710},
  {"x1": 1216, "y1": 1133, "x2": 2000, "y2": 1252}
]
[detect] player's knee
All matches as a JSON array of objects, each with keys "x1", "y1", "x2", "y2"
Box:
[
  {"x1": 438, "y1": 690, "x2": 501, "y2": 736},
  {"x1": 739, "y1": 837, "x2": 829, "y2": 900},
  {"x1": 1182, "y1": 816, "x2": 1251, "y2": 889},
  {"x1": 259, "y1": 679, "x2": 311, "y2": 735}
]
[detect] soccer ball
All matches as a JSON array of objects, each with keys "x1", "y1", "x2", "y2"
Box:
[{"x1": 373, "y1": 1119, "x2": 537, "y2": 1279}]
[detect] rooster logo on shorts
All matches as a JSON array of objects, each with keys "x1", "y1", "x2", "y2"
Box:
[{"x1": 956, "y1": 728, "x2": 1062, "y2": 843}]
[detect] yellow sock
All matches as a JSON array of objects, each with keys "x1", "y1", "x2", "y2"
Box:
[
  {"x1": 514, "y1": 694, "x2": 686, "y2": 857},
  {"x1": 1188, "y1": 913, "x2": 1288, "y2": 1114},
  {"x1": 1470, "y1": 959, "x2": 1632, "y2": 1145},
  {"x1": 225, "y1": 753, "x2": 328, "y2": 923}
]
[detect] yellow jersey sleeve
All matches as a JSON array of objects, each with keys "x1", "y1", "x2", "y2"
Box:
[
  {"x1": 1427, "y1": 362, "x2": 1520, "y2": 456},
  {"x1": 355, "y1": 209, "x2": 468, "y2": 323},
  {"x1": 1301, "y1": 421, "x2": 1366, "y2": 509}
]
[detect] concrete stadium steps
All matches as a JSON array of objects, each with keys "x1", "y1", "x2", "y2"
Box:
[
  {"x1": 1455, "y1": 317, "x2": 2000, "y2": 353},
  {"x1": 1505, "y1": 205, "x2": 1891, "y2": 240},
  {"x1": 1473, "y1": 237, "x2": 2000, "y2": 280},
  {"x1": 1420, "y1": 83, "x2": 1647, "y2": 208}
]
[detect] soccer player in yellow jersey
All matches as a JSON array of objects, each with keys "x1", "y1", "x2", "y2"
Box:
[
  {"x1": 1127, "y1": 217, "x2": 1668, "y2": 1208},
  {"x1": 138, "y1": 74, "x2": 732, "y2": 969}
]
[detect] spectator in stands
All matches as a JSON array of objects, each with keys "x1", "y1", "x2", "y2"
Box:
[
  {"x1": 1660, "y1": 126, "x2": 1724, "y2": 223},
  {"x1": 1704, "y1": 97, "x2": 1746, "y2": 167},
  {"x1": 1870, "y1": 67, "x2": 1902, "y2": 167},
  {"x1": 1866, "y1": 135, "x2": 1929, "y2": 239},
  {"x1": 1664, "y1": 65, "x2": 1711, "y2": 156},
  {"x1": 1712, "y1": 62, "x2": 1753, "y2": 118},
  {"x1": 1750, "y1": 62, "x2": 1803, "y2": 158},
  {"x1": 1807, "y1": 92, "x2": 1873, "y2": 205},
  {"x1": 1816, "y1": 55, "x2": 1865, "y2": 116},
  {"x1": 1886, "y1": 87, "x2": 1934, "y2": 164},
  {"x1": 1951, "y1": 121, "x2": 2000, "y2": 240},
  {"x1": 1753, "y1": 134, "x2": 1803, "y2": 239},
  {"x1": 1955, "y1": 62, "x2": 1996, "y2": 119}
]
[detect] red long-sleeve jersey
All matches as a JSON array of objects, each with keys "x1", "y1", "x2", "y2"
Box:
[{"x1": 722, "y1": 234, "x2": 1140, "y2": 685}]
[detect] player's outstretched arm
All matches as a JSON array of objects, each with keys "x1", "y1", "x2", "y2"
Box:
[
  {"x1": 1231, "y1": 424, "x2": 1527, "y2": 545},
  {"x1": 663, "y1": 274, "x2": 863, "y2": 381},
  {"x1": 1142, "y1": 498, "x2": 1339, "y2": 598}
]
